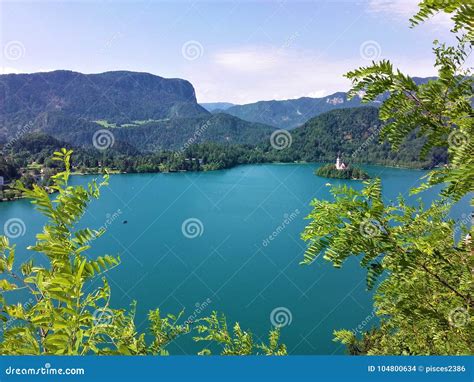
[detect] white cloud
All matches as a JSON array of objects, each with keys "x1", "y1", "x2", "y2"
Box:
[
  {"x1": 305, "y1": 90, "x2": 328, "y2": 98},
  {"x1": 0, "y1": 67, "x2": 58, "y2": 75},
  {"x1": 213, "y1": 49, "x2": 280, "y2": 72},
  {"x1": 367, "y1": 0, "x2": 454, "y2": 29},
  {"x1": 0, "y1": 66, "x2": 23, "y2": 74},
  {"x1": 190, "y1": 46, "x2": 437, "y2": 104},
  {"x1": 368, "y1": 0, "x2": 418, "y2": 17}
]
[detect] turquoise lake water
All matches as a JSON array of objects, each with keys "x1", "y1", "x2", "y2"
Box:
[{"x1": 0, "y1": 163, "x2": 470, "y2": 354}]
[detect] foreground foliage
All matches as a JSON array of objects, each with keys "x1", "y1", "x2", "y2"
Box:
[
  {"x1": 302, "y1": 180, "x2": 472, "y2": 354},
  {"x1": 194, "y1": 312, "x2": 287, "y2": 356},
  {"x1": 302, "y1": 0, "x2": 473, "y2": 355},
  {"x1": 0, "y1": 149, "x2": 285, "y2": 355}
]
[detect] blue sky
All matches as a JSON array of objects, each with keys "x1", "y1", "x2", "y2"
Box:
[{"x1": 0, "y1": 0, "x2": 458, "y2": 104}]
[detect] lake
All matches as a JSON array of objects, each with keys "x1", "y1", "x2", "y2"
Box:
[{"x1": 0, "y1": 163, "x2": 470, "y2": 354}]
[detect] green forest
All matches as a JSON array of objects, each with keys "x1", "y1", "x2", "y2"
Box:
[{"x1": 0, "y1": 106, "x2": 447, "y2": 200}]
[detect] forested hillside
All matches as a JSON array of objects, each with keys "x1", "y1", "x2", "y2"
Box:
[
  {"x1": 33, "y1": 111, "x2": 275, "y2": 151},
  {"x1": 264, "y1": 107, "x2": 447, "y2": 168},
  {"x1": 0, "y1": 70, "x2": 278, "y2": 151},
  {"x1": 1, "y1": 107, "x2": 447, "y2": 195},
  {"x1": 0, "y1": 70, "x2": 208, "y2": 143}
]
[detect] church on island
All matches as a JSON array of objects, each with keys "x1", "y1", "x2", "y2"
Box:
[
  {"x1": 316, "y1": 156, "x2": 369, "y2": 180},
  {"x1": 335, "y1": 156, "x2": 346, "y2": 170}
]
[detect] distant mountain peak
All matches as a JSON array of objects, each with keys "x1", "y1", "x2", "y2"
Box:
[{"x1": 200, "y1": 102, "x2": 236, "y2": 112}]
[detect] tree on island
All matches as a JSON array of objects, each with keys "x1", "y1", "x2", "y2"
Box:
[{"x1": 301, "y1": 0, "x2": 472, "y2": 355}]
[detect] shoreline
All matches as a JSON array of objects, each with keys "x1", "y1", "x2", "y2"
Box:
[{"x1": 0, "y1": 161, "x2": 429, "y2": 204}]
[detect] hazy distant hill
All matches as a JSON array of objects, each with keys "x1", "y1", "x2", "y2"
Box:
[
  {"x1": 224, "y1": 78, "x2": 435, "y2": 129},
  {"x1": 224, "y1": 92, "x2": 377, "y2": 129},
  {"x1": 200, "y1": 102, "x2": 235, "y2": 112}
]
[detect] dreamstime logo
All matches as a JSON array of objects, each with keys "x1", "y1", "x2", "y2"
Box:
[
  {"x1": 263, "y1": 209, "x2": 300, "y2": 247},
  {"x1": 181, "y1": 218, "x2": 204, "y2": 239},
  {"x1": 184, "y1": 298, "x2": 212, "y2": 325},
  {"x1": 359, "y1": 219, "x2": 383, "y2": 238},
  {"x1": 101, "y1": 31, "x2": 123, "y2": 53},
  {"x1": 102, "y1": 210, "x2": 123, "y2": 228},
  {"x1": 447, "y1": 130, "x2": 469, "y2": 148},
  {"x1": 270, "y1": 307, "x2": 293, "y2": 328},
  {"x1": 92, "y1": 308, "x2": 114, "y2": 326},
  {"x1": 270, "y1": 129, "x2": 292, "y2": 150},
  {"x1": 453, "y1": 212, "x2": 472, "y2": 237},
  {"x1": 352, "y1": 124, "x2": 382, "y2": 159},
  {"x1": 86, "y1": 209, "x2": 123, "y2": 244},
  {"x1": 5, "y1": 363, "x2": 85, "y2": 376},
  {"x1": 279, "y1": 31, "x2": 300, "y2": 51},
  {"x1": 182, "y1": 40, "x2": 204, "y2": 61},
  {"x1": 1, "y1": 121, "x2": 35, "y2": 154},
  {"x1": 360, "y1": 40, "x2": 381, "y2": 61},
  {"x1": 92, "y1": 129, "x2": 115, "y2": 150},
  {"x1": 3, "y1": 218, "x2": 26, "y2": 239},
  {"x1": 448, "y1": 307, "x2": 469, "y2": 328},
  {"x1": 351, "y1": 309, "x2": 376, "y2": 335},
  {"x1": 1, "y1": 298, "x2": 34, "y2": 333},
  {"x1": 3, "y1": 41, "x2": 25, "y2": 61},
  {"x1": 180, "y1": 120, "x2": 211, "y2": 153}
]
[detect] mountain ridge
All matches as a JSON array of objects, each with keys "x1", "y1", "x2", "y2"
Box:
[
  {"x1": 0, "y1": 70, "x2": 209, "y2": 143},
  {"x1": 222, "y1": 77, "x2": 436, "y2": 129},
  {"x1": 200, "y1": 102, "x2": 235, "y2": 112},
  {"x1": 0, "y1": 70, "x2": 278, "y2": 150}
]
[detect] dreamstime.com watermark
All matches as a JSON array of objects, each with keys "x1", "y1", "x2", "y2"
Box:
[
  {"x1": 448, "y1": 307, "x2": 469, "y2": 328},
  {"x1": 270, "y1": 307, "x2": 293, "y2": 328},
  {"x1": 83, "y1": 209, "x2": 123, "y2": 245},
  {"x1": 270, "y1": 129, "x2": 292, "y2": 150},
  {"x1": 3, "y1": 218, "x2": 27, "y2": 239},
  {"x1": 92, "y1": 129, "x2": 115, "y2": 150},
  {"x1": 179, "y1": 120, "x2": 211, "y2": 153},
  {"x1": 3, "y1": 40, "x2": 26, "y2": 61},
  {"x1": 359, "y1": 218, "x2": 385, "y2": 238},
  {"x1": 453, "y1": 212, "x2": 473, "y2": 238},
  {"x1": 360, "y1": 40, "x2": 381, "y2": 61},
  {"x1": 0, "y1": 121, "x2": 34, "y2": 154},
  {"x1": 92, "y1": 307, "x2": 114, "y2": 326},
  {"x1": 181, "y1": 40, "x2": 204, "y2": 61},
  {"x1": 352, "y1": 124, "x2": 382, "y2": 159},
  {"x1": 182, "y1": 218, "x2": 204, "y2": 239},
  {"x1": 351, "y1": 309, "x2": 377, "y2": 336},
  {"x1": 97, "y1": 209, "x2": 123, "y2": 235},
  {"x1": 262, "y1": 209, "x2": 300, "y2": 247},
  {"x1": 4, "y1": 363, "x2": 85, "y2": 376},
  {"x1": 184, "y1": 298, "x2": 212, "y2": 325},
  {"x1": 1, "y1": 298, "x2": 35, "y2": 333}
]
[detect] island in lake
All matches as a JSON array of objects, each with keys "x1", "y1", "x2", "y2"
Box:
[{"x1": 316, "y1": 157, "x2": 370, "y2": 180}]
